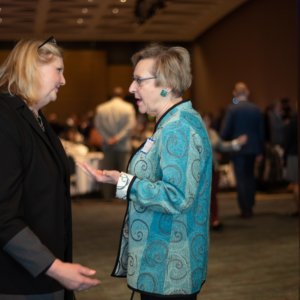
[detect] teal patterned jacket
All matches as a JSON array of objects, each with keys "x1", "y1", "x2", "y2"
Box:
[{"x1": 112, "y1": 100, "x2": 212, "y2": 296}]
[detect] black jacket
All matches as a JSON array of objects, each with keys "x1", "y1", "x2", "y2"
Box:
[{"x1": 0, "y1": 93, "x2": 73, "y2": 298}]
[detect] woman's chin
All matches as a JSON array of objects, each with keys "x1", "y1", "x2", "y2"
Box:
[{"x1": 138, "y1": 106, "x2": 146, "y2": 114}]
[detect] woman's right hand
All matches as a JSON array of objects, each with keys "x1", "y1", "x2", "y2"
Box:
[
  {"x1": 46, "y1": 259, "x2": 100, "y2": 291},
  {"x1": 76, "y1": 161, "x2": 120, "y2": 185}
]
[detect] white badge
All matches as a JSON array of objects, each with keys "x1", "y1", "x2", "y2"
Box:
[{"x1": 141, "y1": 138, "x2": 155, "y2": 154}]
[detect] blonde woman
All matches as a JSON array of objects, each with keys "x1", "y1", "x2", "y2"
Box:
[{"x1": 0, "y1": 37, "x2": 100, "y2": 300}]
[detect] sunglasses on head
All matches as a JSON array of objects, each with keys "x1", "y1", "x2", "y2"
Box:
[{"x1": 38, "y1": 36, "x2": 57, "y2": 49}]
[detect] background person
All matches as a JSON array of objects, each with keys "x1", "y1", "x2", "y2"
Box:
[
  {"x1": 221, "y1": 82, "x2": 264, "y2": 218},
  {"x1": 0, "y1": 37, "x2": 100, "y2": 300},
  {"x1": 203, "y1": 112, "x2": 248, "y2": 230},
  {"x1": 283, "y1": 107, "x2": 298, "y2": 216},
  {"x1": 79, "y1": 44, "x2": 212, "y2": 300},
  {"x1": 94, "y1": 86, "x2": 136, "y2": 200}
]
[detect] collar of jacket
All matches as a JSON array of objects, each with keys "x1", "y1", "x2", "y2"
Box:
[{"x1": 153, "y1": 99, "x2": 191, "y2": 133}]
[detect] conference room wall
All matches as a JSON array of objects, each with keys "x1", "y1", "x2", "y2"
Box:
[
  {"x1": 107, "y1": 65, "x2": 133, "y2": 98},
  {"x1": 192, "y1": 0, "x2": 297, "y2": 114}
]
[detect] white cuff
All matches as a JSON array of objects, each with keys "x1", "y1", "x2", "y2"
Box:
[
  {"x1": 116, "y1": 172, "x2": 134, "y2": 200},
  {"x1": 231, "y1": 139, "x2": 241, "y2": 151}
]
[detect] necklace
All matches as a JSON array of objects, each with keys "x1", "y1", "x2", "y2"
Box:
[{"x1": 30, "y1": 109, "x2": 45, "y2": 132}]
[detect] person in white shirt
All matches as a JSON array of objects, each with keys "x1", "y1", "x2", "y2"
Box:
[{"x1": 94, "y1": 86, "x2": 136, "y2": 200}]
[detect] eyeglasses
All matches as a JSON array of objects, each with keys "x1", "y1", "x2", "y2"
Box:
[
  {"x1": 133, "y1": 76, "x2": 156, "y2": 87},
  {"x1": 38, "y1": 36, "x2": 57, "y2": 49}
]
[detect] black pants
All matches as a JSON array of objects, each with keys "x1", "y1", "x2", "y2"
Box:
[
  {"x1": 232, "y1": 154, "x2": 256, "y2": 216},
  {"x1": 140, "y1": 294, "x2": 197, "y2": 300}
]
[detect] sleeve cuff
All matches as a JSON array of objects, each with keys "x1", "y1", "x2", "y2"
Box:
[
  {"x1": 3, "y1": 227, "x2": 56, "y2": 278},
  {"x1": 231, "y1": 139, "x2": 241, "y2": 151},
  {"x1": 116, "y1": 172, "x2": 134, "y2": 200}
]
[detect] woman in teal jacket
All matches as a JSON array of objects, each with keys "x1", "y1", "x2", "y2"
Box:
[{"x1": 80, "y1": 44, "x2": 212, "y2": 300}]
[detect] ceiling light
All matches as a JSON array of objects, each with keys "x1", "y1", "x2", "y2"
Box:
[
  {"x1": 112, "y1": 8, "x2": 119, "y2": 14},
  {"x1": 82, "y1": 8, "x2": 88, "y2": 14},
  {"x1": 120, "y1": 0, "x2": 127, "y2": 3}
]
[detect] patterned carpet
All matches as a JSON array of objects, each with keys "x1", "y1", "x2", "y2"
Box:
[{"x1": 72, "y1": 191, "x2": 299, "y2": 300}]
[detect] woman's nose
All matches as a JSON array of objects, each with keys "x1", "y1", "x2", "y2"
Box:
[
  {"x1": 61, "y1": 74, "x2": 66, "y2": 86},
  {"x1": 129, "y1": 81, "x2": 136, "y2": 94}
]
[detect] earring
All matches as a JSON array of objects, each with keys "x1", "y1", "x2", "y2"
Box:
[{"x1": 160, "y1": 89, "x2": 168, "y2": 97}]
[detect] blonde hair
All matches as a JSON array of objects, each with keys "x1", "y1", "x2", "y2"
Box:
[
  {"x1": 131, "y1": 44, "x2": 192, "y2": 97},
  {"x1": 0, "y1": 38, "x2": 63, "y2": 106}
]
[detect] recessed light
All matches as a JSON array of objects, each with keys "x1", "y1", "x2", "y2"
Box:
[
  {"x1": 82, "y1": 8, "x2": 88, "y2": 14},
  {"x1": 77, "y1": 18, "x2": 84, "y2": 24},
  {"x1": 112, "y1": 8, "x2": 119, "y2": 14}
]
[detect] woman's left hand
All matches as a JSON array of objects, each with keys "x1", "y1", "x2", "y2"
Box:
[
  {"x1": 46, "y1": 259, "x2": 101, "y2": 291},
  {"x1": 76, "y1": 161, "x2": 120, "y2": 185},
  {"x1": 236, "y1": 134, "x2": 248, "y2": 145}
]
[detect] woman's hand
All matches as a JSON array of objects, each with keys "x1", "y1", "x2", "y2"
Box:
[
  {"x1": 76, "y1": 161, "x2": 120, "y2": 185},
  {"x1": 236, "y1": 134, "x2": 248, "y2": 145},
  {"x1": 46, "y1": 259, "x2": 100, "y2": 291}
]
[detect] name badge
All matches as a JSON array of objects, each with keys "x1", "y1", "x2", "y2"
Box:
[{"x1": 141, "y1": 138, "x2": 155, "y2": 154}]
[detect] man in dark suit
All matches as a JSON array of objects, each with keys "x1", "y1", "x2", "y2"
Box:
[{"x1": 221, "y1": 82, "x2": 264, "y2": 218}]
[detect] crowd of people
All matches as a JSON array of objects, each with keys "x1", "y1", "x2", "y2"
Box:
[{"x1": 263, "y1": 97, "x2": 298, "y2": 215}]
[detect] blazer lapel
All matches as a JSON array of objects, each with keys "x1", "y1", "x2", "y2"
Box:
[
  {"x1": 21, "y1": 107, "x2": 52, "y2": 147},
  {"x1": 20, "y1": 106, "x2": 69, "y2": 183},
  {"x1": 8, "y1": 95, "x2": 70, "y2": 190},
  {"x1": 41, "y1": 113, "x2": 71, "y2": 186}
]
